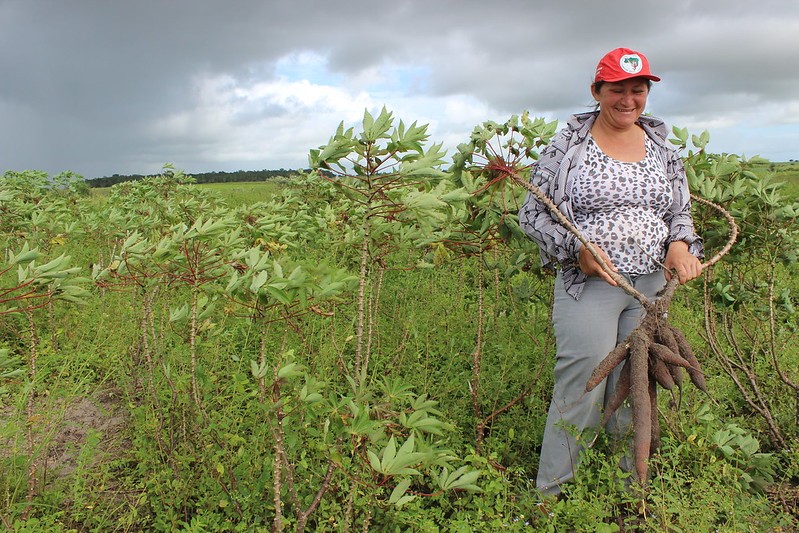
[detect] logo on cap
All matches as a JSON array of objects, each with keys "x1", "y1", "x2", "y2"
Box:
[{"x1": 619, "y1": 54, "x2": 642, "y2": 74}]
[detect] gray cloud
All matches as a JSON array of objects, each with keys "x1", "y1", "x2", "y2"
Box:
[{"x1": 2, "y1": 0, "x2": 798, "y2": 178}]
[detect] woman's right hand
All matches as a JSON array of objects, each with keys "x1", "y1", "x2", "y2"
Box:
[{"x1": 578, "y1": 243, "x2": 618, "y2": 286}]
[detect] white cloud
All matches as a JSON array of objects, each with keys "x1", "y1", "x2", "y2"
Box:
[
  {"x1": 148, "y1": 70, "x2": 376, "y2": 171},
  {"x1": 2, "y1": 0, "x2": 799, "y2": 178}
]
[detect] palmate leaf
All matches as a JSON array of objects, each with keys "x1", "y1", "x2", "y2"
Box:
[
  {"x1": 437, "y1": 465, "x2": 482, "y2": 492},
  {"x1": 316, "y1": 280, "x2": 347, "y2": 299},
  {"x1": 299, "y1": 377, "x2": 326, "y2": 404},
  {"x1": 347, "y1": 407, "x2": 385, "y2": 441},
  {"x1": 368, "y1": 435, "x2": 425, "y2": 476},
  {"x1": 670, "y1": 125, "x2": 689, "y2": 145},
  {"x1": 277, "y1": 362, "x2": 303, "y2": 380},
  {"x1": 439, "y1": 187, "x2": 471, "y2": 205},
  {"x1": 399, "y1": 409, "x2": 450, "y2": 435},
  {"x1": 388, "y1": 478, "x2": 416, "y2": 509},
  {"x1": 249, "y1": 270, "x2": 269, "y2": 293},
  {"x1": 170, "y1": 304, "x2": 189, "y2": 322},
  {"x1": 309, "y1": 127, "x2": 355, "y2": 171},
  {"x1": 410, "y1": 393, "x2": 442, "y2": 414},
  {"x1": 390, "y1": 120, "x2": 430, "y2": 153},
  {"x1": 52, "y1": 281, "x2": 91, "y2": 304},
  {"x1": 250, "y1": 359, "x2": 269, "y2": 380},
  {"x1": 399, "y1": 144, "x2": 448, "y2": 178},
  {"x1": 361, "y1": 106, "x2": 393, "y2": 142},
  {"x1": 265, "y1": 285, "x2": 292, "y2": 306},
  {"x1": 7, "y1": 243, "x2": 39, "y2": 266}
]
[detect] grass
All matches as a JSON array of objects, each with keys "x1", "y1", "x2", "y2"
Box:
[
  {"x1": 88, "y1": 180, "x2": 282, "y2": 204},
  {"x1": 198, "y1": 181, "x2": 282, "y2": 204},
  {"x1": 754, "y1": 161, "x2": 799, "y2": 199}
]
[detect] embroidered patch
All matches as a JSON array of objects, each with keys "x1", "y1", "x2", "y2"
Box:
[{"x1": 620, "y1": 54, "x2": 642, "y2": 74}]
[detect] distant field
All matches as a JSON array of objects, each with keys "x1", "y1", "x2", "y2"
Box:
[
  {"x1": 88, "y1": 162, "x2": 799, "y2": 206},
  {"x1": 89, "y1": 180, "x2": 283, "y2": 205},
  {"x1": 200, "y1": 180, "x2": 282, "y2": 205},
  {"x1": 753, "y1": 161, "x2": 799, "y2": 200}
]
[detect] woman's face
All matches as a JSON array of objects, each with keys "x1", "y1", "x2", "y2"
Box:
[{"x1": 592, "y1": 78, "x2": 650, "y2": 129}]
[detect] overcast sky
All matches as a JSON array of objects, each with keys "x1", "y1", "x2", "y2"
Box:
[{"x1": 2, "y1": 0, "x2": 798, "y2": 180}]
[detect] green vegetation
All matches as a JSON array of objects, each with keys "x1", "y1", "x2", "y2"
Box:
[
  {"x1": 86, "y1": 168, "x2": 304, "y2": 189},
  {"x1": 770, "y1": 161, "x2": 799, "y2": 198},
  {"x1": 744, "y1": 160, "x2": 799, "y2": 199},
  {"x1": 1, "y1": 112, "x2": 798, "y2": 532},
  {"x1": 200, "y1": 181, "x2": 283, "y2": 205}
]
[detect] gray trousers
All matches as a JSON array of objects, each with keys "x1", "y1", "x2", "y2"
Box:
[{"x1": 535, "y1": 270, "x2": 666, "y2": 496}]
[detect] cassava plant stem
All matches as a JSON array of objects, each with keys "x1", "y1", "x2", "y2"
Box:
[
  {"x1": 470, "y1": 258, "x2": 486, "y2": 453},
  {"x1": 354, "y1": 225, "x2": 370, "y2": 377},
  {"x1": 24, "y1": 309, "x2": 38, "y2": 513}
]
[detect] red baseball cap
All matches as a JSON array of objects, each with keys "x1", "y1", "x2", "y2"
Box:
[{"x1": 594, "y1": 47, "x2": 661, "y2": 83}]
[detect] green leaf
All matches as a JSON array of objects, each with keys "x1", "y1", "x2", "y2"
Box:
[
  {"x1": 277, "y1": 362, "x2": 303, "y2": 380},
  {"x1": 8, "y1": 245, "x2": 39, "y2": 266},
  {"x1": 272, "y1": 260, "x2": 284, "y2": 279},
  {"x1": 367, "y1": 450, "x2": 382, "y2": 473},
  {"x1": 388, "y1": 478, "x2": 413, "y2": 505},
  {"x1": 265, "y1": 286, "x2": 292, "y2": 305},
  {"x1": 170, "y1": 304, "x2": 189, "y2": 322},
  {"x1": 362, "y1": 106, "x2": 394, "y2": 142},
  {"x1": 250, "y1": 270, "x2": 269, "y2": 292},
  {"x1": 671, "y1": 125, "x2": 689, "y2": 145},
  {"x1": 250, "y1": 360, "x2": 268, "y2": 380},
  {"x1": 437, "y1": 465, "x2": 482, "y2": 492},
  {"x1": 381, "y1": 435, "x2": 424, "y2": 476}
]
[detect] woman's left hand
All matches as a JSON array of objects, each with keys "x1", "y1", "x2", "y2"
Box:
[{"x1": 664, "y1": 241, "x2": 703, "y2": 284}]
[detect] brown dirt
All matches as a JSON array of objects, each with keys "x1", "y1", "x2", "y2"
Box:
[
  {"x1": 43, "y1": 387, "x2": 129, "y2": 482},
  {"x1": 0, "y1": 387, "x2": 129, "y2": 486}
]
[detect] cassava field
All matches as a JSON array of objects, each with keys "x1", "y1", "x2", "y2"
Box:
[{"x1": 1, "y1": 110, "x2": 798, "y2": 532}]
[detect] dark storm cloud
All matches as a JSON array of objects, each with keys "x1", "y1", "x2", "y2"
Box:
[{"x1": 1, "y1": 0, "x2": 798, "y2": 178}]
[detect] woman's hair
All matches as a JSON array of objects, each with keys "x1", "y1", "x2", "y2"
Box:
[{"x1": 592, "y1": 79, "x2": 653, "y2": 93}]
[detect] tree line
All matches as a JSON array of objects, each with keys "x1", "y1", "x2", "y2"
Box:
[{"x1": 86, "y1": 167, "x2": 308, "y2": 188}]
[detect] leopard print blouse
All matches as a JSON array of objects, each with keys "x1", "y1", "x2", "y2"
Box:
[{"x1": 571, "y1": 134, "x2": 670, "y2": 275}]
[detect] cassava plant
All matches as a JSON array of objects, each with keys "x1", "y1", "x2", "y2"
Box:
[
  {"x1": 91, "y1": 171, "x2": 228, "y2": 392},
  {"x1": 221, "y1": 227, "x2": 483, "y2": 530},
  {"x1": 245, "y1": 355, "x2": 483, "y2": 531},
  {"x1": 309, "y1": 107, "x2": 459, "y2": 380},
  {"x1": 676, "y1": 128, "x2": 799, "y2": 451},
  {"x1": 449, "y1": 113, "x2": 557, "y2": 454},
  {"x1": 0, "y1": 243, "x2": 89, "y2": 514},
  {"x1": 89, "y1": 166, "x2": 225, "y2": 280},
  {"x1": 98, "y1": 212, "x2": 242, "y2": 408},
  {"x1": 158, "y1": 217, "x2": 243, "y2": 408}
]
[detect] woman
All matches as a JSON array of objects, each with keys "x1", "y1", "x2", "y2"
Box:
[{"x1": 518, "y1": 47, "x2": 703, "y2": 496}]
